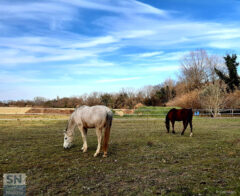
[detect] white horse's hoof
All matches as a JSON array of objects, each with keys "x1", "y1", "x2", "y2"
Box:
[
  {"x1": 94, "y1": 152, "x2": 99, "y2": 157},
  {"x1": 190, "y1": 133, "x2": 193, "y2": 137},
  {"x1": 82, "y1": 148, "x2": 87, "y2": 153},
  {"x1": 81, "y1": 146, "x2": 84, "y2": 150}
]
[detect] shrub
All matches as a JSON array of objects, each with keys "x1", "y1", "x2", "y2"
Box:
[
  {"x1": 166, "y1": 90, "x2": 201, "y2": 108},
  {"x1": 225, "y1": 90, "x2": 240, "y2": 108}
]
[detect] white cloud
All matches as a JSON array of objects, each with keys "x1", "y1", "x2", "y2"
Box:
[
  {"x1": 157, "y1": 51, "x2": 189, "y2": 61},
  {"x1": 0, "y1": 36, "x2": 120, "y2": 65},
  {"x1": 70, "y1": 59, "x2": 116, "y2": 67},
  {"x1": 0, "y1": 2, "x2": 76, "y2": 22},
  {"x1": 0, "y1": 49, "x2": 96, "y2": 65},
  {"x1": 0, "y1": 71, "x2": 42, "y2": 84},
  {"x1": 118, "y1": 30, "x2": 156, "y2": 39},
  {"x1": 97, "y1": 77, "x2": 142, "y2": 83},
  {"x1": 69, "y1": 36, "x2": 119, "y2": 48},
  {"x1": 208, "y1": 40, "x2": 240, "y2": 49},
  {"x1": 127, "y1": 51, "x2": 189, "y2": 63},
  {"x1": 138, "y1": 51, "x2": 164, "y2": 58},
  {"x1": 149, "y1": 65, "x2": 180, "y2": 72},
  {"x1": 58, "y1": 0, "x2": 167, "y2": 16}
]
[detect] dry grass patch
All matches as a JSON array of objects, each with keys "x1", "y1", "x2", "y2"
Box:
[{"x1": 0, "y1": 107, "x2": 32, "y2": 114}]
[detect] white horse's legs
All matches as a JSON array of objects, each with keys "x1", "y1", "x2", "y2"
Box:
[
  {"x1": 94, "y1": 128, "x2": 102, "y2": 157},
  {"x1": 79, "y1": 126, "x2": 88, "y2": 153}
]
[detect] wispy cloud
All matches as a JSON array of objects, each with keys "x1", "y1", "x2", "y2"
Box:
[
  {"x1": 97, "y1": 77, "x2": 142, "y2": 83},
  {"x1": 69, "y1": 36, "x2": 119, "y2": 48},
  {"x1": 0, "y1": 48, "x2": 95, "y2": 65},
  {"x1": 0, "y1": 1, "x2": 76, "y2": 28},
  {"x1": 0, "y1": 70, "x2": 42, "y2": 84},
  {"x1": 148, "y1": 65, "x2": 180, "y2": 72},
  {"x1": 208, "y1": 40, "x2": 240, "y2": 49},
  {"x1": 0, "y1": 37, "x2": 119, "y2": 66},
  {"x1": 69, "y1": 59, "x2": 116, "y2": 68},
  {"x1": 58, "y1": 0, "x2": 168, "y2": 16},
  {"x1": 137, "y1": 51, "x2": 164, "y2": 58}
]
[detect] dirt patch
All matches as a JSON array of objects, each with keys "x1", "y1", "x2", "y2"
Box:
[
  {"x1": 115, "y1": 111, "x2": 124, "y2": 116},
  {"x1": 115, "y1": 109, "x2": 135, "y2": 116},
  {"x1": 134, "y1": 103, "x2": 144, "y2": 109},
  {"x1": 121, "y1": 109, "x2": 134, "y2": 114}
]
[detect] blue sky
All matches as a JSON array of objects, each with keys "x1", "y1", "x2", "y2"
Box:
[{"x1": 1, "y1": 0, "x2": 240, "y2": 100}]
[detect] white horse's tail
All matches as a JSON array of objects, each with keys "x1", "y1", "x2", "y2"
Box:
[
  {"x1": 103, "y1": 111, "x2": 113, "y2": 157},
  {"x1": 106, "y1": 111, "x2": 113, "y2": 128}
]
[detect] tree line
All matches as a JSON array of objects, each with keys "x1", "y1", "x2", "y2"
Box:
[{"x1": 1, "y1": 50, "x2": 240, "y2": 113}]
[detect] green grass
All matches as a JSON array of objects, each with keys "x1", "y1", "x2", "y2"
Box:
[
  {"x1": 0, "y1": 117, "x2": 240, "y2": 195},
  {"x1": 113, "y1": 106, "x2": 181, "y2": 118},
  {"x1": 134, "y1": 106, "x2": 181, "y2": 116}
]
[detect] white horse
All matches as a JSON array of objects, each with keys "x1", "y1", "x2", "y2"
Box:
[{"x1": 63, "y1": 105, "x2": 113, "y2": 157}]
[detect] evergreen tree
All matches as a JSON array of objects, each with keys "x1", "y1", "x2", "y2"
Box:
[
  {"x1": 215, "y1": 54, "x2": 240, "y2": 92},
  {"x1": 155, "y1": 88, "x2": 168, "y2": 103},
  {"x1": 100, "y1": 93, "x2": 113, "y2": 107}
]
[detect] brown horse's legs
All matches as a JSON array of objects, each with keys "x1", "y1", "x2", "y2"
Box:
[
  {"x1": 189, "y1": 120, "x2": 193, "y2": 137},
  {"x1": 171, "y1": 120, "x2": 176, "y2": 134},
  {"x1": 181, "y1": 121, "x2": 188, "y2": 135}
]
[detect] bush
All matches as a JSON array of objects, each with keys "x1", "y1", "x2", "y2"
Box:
[
  {"x1": 225, "y1": 90, "x2": 240, "y2": 108},
  {"x1": 166, "y1": 90, "x2": 201, "y2": 108}
]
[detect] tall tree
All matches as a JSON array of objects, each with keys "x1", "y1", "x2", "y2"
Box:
[
  {"x1": 179, "y1": 49, "x2": 223, "y2": 91},
  {"x1": 215, "y1": 54, "x2": 240, "y2": 92},
  {"x1": 180, "y1": 50, "x2": 207, "y2": 91}
]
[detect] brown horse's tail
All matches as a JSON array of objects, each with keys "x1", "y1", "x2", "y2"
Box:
[
  {"x1": 103, "y1": 111, "x2": 113, "y2": 157},
  {"x1": 165, "y1": 114, "x2": 170, "y2": 133}
]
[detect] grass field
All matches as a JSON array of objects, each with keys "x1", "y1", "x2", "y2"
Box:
[
  {"x1": 0, "y1": 117, "x2": 240, "y2": 195},
  {"x1": 134, "y1": 106, "x2": 180, "y2": 116}
]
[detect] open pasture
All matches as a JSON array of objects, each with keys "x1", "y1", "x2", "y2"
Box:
[{"x1": 0, "y1": 117, "x2": 240, "y2": 195}]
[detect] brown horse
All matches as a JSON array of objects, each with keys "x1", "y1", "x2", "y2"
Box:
[{"x1": 165, "y1": 108, "x2": 193, "y2": 136}]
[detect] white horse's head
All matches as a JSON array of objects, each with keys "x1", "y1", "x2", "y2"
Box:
[{"x1": 63, "y1": 130, "x2": 73, "y2": 149}]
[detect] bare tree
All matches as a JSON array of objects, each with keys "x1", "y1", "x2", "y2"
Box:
[
  {"x1": 180, "y1": 49, "x2": 207, "y2": 91},
  {"x1": 34, "y1": 96, "x2": 47, "y2": 106},
  {"x1": 163, "y1": 78, "x2": 176, "y2": 100},
  {"x1": 180, "y1": 49, "x2": 223, "y2": 91},
  {"x1": 199, "y1": 81, "x2": 227, "y2": 117},
  {"x1": 140, "y1": 85, "x2": 154, "y2": 98},
  {"x1": 206, "y1": 55, "x2": 224, "y2": 83},
  {"x1": 85, "y1": 92, "x2": 101, "y2": 106}
]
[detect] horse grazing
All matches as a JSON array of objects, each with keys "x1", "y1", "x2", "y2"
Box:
[
  {"x1": 63, "y1": 105, "x2": 113, "y2": 157},
  {"x1": 165, "y1": 108, "x2": 193, "y2": 137}
]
